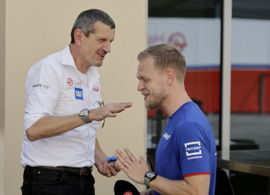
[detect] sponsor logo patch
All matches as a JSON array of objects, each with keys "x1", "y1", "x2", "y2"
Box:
[
  {"x1": 163, "y1": 132, "x2": 171, "y2": 140},
  {"x1": 74, "y1": 88, "x2": 83, "y2": 100},
  {"x1": 67, "y1": 78, "x2": 73, "y2": 86},
  {"x1": 32, "y1": 83, "x2": 49, "y2": 89},
  {"x1": 184, "y1": 141, "x2": 202, "y2": 160},
  {"x1": 93, "y1": 86, "x2": 99, "y2": 92}
]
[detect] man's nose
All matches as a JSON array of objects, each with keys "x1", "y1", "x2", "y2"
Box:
[
  {"x1": 103, "y1": 42, "x2": 111, "y2": 53},
  {"x1": 137, "y1": 81, "x2": 144, "y2": 91}
]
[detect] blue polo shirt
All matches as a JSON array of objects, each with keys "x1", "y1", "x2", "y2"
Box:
[{"x1": 154, "y1": 101, "x2": 217, "y2": 195}]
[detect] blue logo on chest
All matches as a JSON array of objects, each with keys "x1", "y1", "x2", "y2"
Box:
[{"x1": 74, "y1": 88, "x2": 83, "y2": 100}]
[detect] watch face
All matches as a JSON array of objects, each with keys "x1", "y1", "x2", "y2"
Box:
[
  {"x1": 146, "y1": 172, "x2": 156, "y2": 178},
  {"x1": 79, "y1": 109, "x2": 92, "y2": 123},
  {"x1": 80, "y1": 109, "x2": 89, "y2": 116}
]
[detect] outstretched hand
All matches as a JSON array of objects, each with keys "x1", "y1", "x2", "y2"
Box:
[
  {"x1": 115, "y1": 148, "x2": 149, "y2": 184},
  {"x1": 90, "y1": 102, "x2": 132, "y2": 121}
]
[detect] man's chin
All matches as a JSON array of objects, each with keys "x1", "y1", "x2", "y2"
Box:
[
  {"x1": 92, "y1": 62, "x2": 103, "y2": 67},
  {"x1": 145, "y1": 102, "x2": 158, "y2": 110}
]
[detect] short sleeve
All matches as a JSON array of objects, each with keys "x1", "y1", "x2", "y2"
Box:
[
  {"x1": 24, "y1": 63, "x2": 61, "y2": 130},
  {"x1": 177, "y1": 122, "x2": 211, "y2": 177}
]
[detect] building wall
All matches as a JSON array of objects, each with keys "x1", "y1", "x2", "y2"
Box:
[
  {"x1": 0, "y1": 0, "x2": 5, "y2": 194},
  {"x1": 3, "y1": 1, "x2": 147, "y2": 194}
]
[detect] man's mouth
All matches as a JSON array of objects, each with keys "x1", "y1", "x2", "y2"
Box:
[
  {"x1": 142, "y1": 93, "x2": 149, "y2": 100},
  {"x1": 97, "y1": 51, "x2": 106, "y2": 58}
]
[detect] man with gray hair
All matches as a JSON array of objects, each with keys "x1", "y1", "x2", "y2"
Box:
[{"x1": 21, "y1": 9, "x2": 132, "y2": 195}]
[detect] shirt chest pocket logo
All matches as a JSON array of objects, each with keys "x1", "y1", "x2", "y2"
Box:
[
  {"x1": 74, "y1": 88, "x2": 83, "y2": 100},
  {"x1": 93, "y1": 86, "x2": 99, "y2": 92}
]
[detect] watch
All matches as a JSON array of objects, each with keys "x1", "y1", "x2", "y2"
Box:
[
  {"x1": 79, "y1": 109, "x2": 92, "y2": 123},
  {"x1": 144, "y1": 171, "x2": 157, "y2": 188}
]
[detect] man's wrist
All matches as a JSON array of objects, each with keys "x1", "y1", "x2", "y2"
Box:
[
  {"x1": 79, "y1": 109, "x2": 92, "y2": 123},
  {"x1": 144, "y1": 171, "x2": 157, "y2": 188},
  {"x1": 88, "y1": 109, "x2": 97, "y2": 121}
]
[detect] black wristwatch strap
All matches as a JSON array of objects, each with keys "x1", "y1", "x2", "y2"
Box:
[{"x1": 144, "y1": 171, "x2": 157, "y2": 188}]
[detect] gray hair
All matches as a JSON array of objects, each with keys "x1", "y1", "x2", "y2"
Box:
[{"x1": 70, "y1": 9, "x2": 115, "y2": 43}]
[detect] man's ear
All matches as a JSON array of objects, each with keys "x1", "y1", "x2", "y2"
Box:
[
  {"x1": 73, "y1": 29, "x2": 83, "y2": 46},
  {"x1": 164, "y1": 68, "x2": 175, "y2": 86}
]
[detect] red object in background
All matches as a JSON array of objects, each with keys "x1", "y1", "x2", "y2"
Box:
[
  {"x1": 185, "y1": 69, "x2": 220, "y2": 113},
  {"x1": 262, "y1": 75, "x2": 270, "y2": 112},
  {"x1": 147, "y1": 68, "x2": 270, "y2": 117},
  {"x1": 231, "y1": 70, "x2": 259, "y2": 112},
  {"x1": 185, "y1": 69, "x2": 270, "y2": 113},
  {"x1": 147, "y1": 107, "x2": 167, "y2": 118}
]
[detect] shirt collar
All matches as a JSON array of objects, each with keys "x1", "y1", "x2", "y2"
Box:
[
  {"x1": 60, "y1": 46, "x2": 76, "y2": 68},
  {"x1": 60, "y1": 46, "x2": 100, "y2": 79}
]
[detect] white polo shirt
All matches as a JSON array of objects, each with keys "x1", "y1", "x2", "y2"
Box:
[{"x1": 21, "y1": 46, "x2": 102, "y2": 167}]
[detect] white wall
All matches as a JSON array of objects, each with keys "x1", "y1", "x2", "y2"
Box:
[{"x1": 0, "y1": 0, "x2": 5, "y2": 194}]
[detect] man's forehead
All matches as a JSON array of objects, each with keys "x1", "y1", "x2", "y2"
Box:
[
  {"x1": 136, "y1": 63, "x2": 145, "y2": 78},
  {"x1": 138, "y1": 57, "x2": 156, "y2": 71},
  {"x1": 141, "y1": 56, "x2": 155, "y2": 64},
  {"x1": 93, "y1": 21, "x2": 114, "y2": 30},
  {"x1": 92, "y1": 22, "x2": 115, "y2": 35},
  {"x1": 137, "y1": 60, "x2": 155, "y2": 78}
]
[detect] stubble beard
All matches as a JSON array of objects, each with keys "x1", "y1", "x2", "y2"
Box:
[
  {"x1": 145, "y1": 92, "x2": 166, "y2": 110},
  {"x1": 89, "y1": 59, "x2": 103, "y2": 67},
  {"x1": 88, "y1": 52, "x2": 105, "y2": 67}
]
